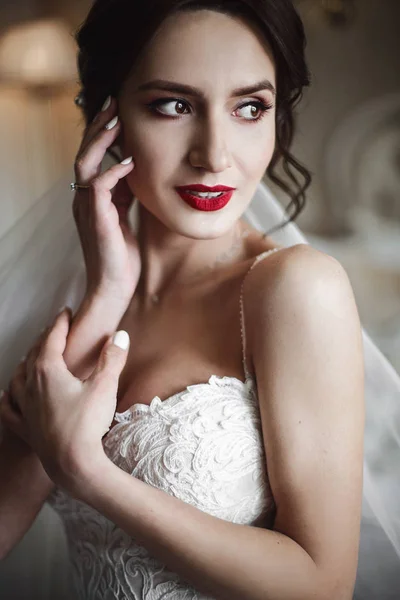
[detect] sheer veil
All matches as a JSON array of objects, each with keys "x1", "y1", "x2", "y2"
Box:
[{"x1": 0, "y1": 166, "x2": 399, "y2": 598}]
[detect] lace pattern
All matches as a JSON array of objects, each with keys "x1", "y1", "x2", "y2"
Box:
[{"x1": 47, "y1": 375, "x2": 275, "y2": 599}]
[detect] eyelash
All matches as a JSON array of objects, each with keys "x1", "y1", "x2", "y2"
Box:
[{"x1": 146, "y1": 98, "x2": 274, "y2": 124}]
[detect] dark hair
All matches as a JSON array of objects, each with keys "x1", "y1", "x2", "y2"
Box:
[{"x1": 75, "y1": 0, "x2": 312, "y2": 235}]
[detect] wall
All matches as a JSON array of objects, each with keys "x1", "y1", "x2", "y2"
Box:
[{"x1": 292, "y1": 0, "x2": 400, "y2": 234}]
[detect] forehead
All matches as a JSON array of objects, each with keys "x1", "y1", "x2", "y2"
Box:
[{"x1": 125, "y1": 9, "x2": 276, "y2": 93}]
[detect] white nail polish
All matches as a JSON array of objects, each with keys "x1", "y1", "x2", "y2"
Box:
[
  {"x1": 121, "y1": 156, "x2": 133, "y2": 165},
  {"x1": 101, "y1": 96, "x2": 111, "y2": 111},
  {"x1": 105, "y1": 116, "x2": 119, "y2": 130},
  {"x1": 112, "y1": 330, "x2": 130, "y2": 350}
]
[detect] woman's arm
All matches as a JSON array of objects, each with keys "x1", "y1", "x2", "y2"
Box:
[
  {"x1": 0, "y1": 426, "x2": 55, "y2": 561},
  {"x1": 62, "y1": 95, "x2": 140, "y2": 381},
  {"x1": 72, "y1": 245, "x2": 365, "y2": 600},
  {"x1": 0, "y1": 96, "x2": 137, "y2": 556},
  {"x1": 62, "y1": 293, "x2": 130, "y2": 380},
  {"x1": 0, "y1": 293, "x2": 129, "y2": 559}
]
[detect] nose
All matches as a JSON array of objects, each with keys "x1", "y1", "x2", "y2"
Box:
[{"x1": 188, "y1": 112, "x2": 232, "y2": 172}]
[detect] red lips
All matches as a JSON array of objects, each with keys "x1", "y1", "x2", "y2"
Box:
[{"x1": 176, "y1": 189, "x2": 234, "y2": 212}]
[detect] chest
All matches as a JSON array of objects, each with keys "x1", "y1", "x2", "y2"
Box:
[{"x1": 114, "y1": 279, "x2": 248, "y2": 414}]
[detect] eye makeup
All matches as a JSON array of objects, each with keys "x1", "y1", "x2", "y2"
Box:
[{"x1": 145, "y1": 97, "x2": 274, "y2": 124}]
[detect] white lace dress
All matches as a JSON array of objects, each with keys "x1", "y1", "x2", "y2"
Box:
[{"x1": 46, "y1": 249, "x2": 280, "y2": 599}]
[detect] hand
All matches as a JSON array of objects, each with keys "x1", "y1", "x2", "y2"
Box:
[
  {"x1": 0, "y1": 308, "x2": 130, "y2": 493},
  {"x1": 0, "y1": 325, "x2": 51, "y2": 448},
  {"x1": 74, "y1": 96, "x2": 141, "y2": 302}
]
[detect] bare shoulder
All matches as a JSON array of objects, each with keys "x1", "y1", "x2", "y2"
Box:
[
  {"x1": 244, "y1": 242, "x2": 355, "y2": 320},
  {"x1": 243, "y1": 243, "x2": 362, "y2": 368},
  {"x1": 249, "y1": 241, "x2": 347, "y2": 282}
]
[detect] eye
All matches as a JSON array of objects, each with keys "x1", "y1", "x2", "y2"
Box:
[
  {"x1": 235, "y1": 100, "x2": 274, "y2": 123},
  {"x1": 147, "y1": 98, "x2": 274, "y2": 123},
  {"x1": 148, "y1": 99, "x2": 190, "y2": 117}
]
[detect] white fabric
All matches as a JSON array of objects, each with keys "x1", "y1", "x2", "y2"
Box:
[
  {"x1": 0, "y1": 169, "x2": 399, "y2": 599},
  {"x1": 47, "y1": 371, "x2": 275, "y2": 599}
]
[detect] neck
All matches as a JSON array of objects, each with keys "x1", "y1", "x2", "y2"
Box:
[{"x1": 134, "y1": 205, "x2": 250, "y2": 308}]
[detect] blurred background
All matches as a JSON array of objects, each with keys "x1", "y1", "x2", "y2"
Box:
[{"x1": 0, "y1": 1, "x2": 399, "y2": 597}]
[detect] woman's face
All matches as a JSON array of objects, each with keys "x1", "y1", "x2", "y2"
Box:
[{"x1": 118, "y1": 9, "x2": 277, "y2": 240}]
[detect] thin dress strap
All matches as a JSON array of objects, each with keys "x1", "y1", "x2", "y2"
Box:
[{"x1": 239, "y1": 248, "x2": 283, "y2": 381}]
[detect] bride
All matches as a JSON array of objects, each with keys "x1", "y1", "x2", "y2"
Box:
[{"x1": 0, "y1": 1, "x2": 399, "y2": 599}]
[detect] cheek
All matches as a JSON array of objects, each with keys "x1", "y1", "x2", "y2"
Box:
[
  {"x1": 121, "y1": 128, "x2": 180, "y2": 202},
  {"x1": 260, "y1": 123, "x2": 276, "y2": 159},
  {"x1": 122, "y1": 122, "x2": 174, "y2": 177},
  {"x1": 261, "y1": 134, "x2": 276, "y2": 171},
  {"x1": 241, "y1": 126, "x2": 276, "y2": 177}
]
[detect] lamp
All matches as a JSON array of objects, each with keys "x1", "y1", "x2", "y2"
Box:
[
  {"x1": 0, "y1": 18, "x2": 77, "y2": 91},
  {"x1": 0, "y1": 18, "x2": 81, "y2": 233}
]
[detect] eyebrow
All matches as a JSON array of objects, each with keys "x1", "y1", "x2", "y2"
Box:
[{"x1": 136, "y1": 78, "x2": 276, "y2": 98}]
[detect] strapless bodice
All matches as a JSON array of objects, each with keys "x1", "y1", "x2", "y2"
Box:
[{"x1": 47, "y1": 373, "x2": 275, "y2": 599}]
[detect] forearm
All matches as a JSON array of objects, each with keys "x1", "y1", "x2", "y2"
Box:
[
  {"x1": 0, "y1": 428, "x2": 54, "y2": 560},
  {"x1": 63, "y1": 294, "x2": 130, "y2": 380},
  {"x1": 76, "y1": 457, "x2": 323, "y2": 600}
]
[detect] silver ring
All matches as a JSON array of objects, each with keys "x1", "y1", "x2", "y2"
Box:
[{"x1": 70, "y1": 183, "x2": 91, "y2": 191}]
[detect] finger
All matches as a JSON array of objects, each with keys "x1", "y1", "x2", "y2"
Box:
[
  {"x1": 89, "y1": 160, "x2": 135, "y2": 219},
  {"x1": 73, "y1": 160, "x2": 135, "y2": 243},
  {"x1": 87, "y1": 330, "x2": 130, "y2": 391},
  {"x1": 74, "y1": 116, "x2": 122, "y2": 187},
  {"x1": 26, "y1": 327, "x2": 50, "y2": 376},
  {"x1": 77, "y1": 96, "x2": 117, "y2": 155},
  {"x1": 112, "y1": 178, "x2": 135, "y2": 223},
  {"x1": 40, "y1": 308, "x2": 72, "y2": 365},
  {"x1": 0, "y1": 391, "x2": 31, "y2": 445},
  {"x1": 9, "y1": 362, "x2": 27, "y2": 413}
]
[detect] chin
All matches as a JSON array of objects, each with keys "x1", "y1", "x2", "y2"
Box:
[{"x1": 170, "y1": 213, "x2": 240, "y2": 241}]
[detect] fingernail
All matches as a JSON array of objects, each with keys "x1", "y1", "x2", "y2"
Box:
[
  {"x1": 120, "y1": 156, "x2": 133, "y2": 165},
  {"x1": 101, "y1": 95, "x2": 111, "y2": 111},
  {"x1": 112, "y1": 330, "x2": 130, "y2": 350},
  {"x1": 105, "y1": 116, "x2": 119, "y2": 130}
]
